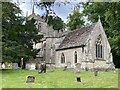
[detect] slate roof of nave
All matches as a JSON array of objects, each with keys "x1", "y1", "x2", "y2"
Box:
[{"x1": 58, "y1": 23, "x2": 96, "y2": 50}]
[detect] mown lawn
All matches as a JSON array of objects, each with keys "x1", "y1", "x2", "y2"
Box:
[{"x1": 1, "y1": 68, "x2": 119, "y2": 88}]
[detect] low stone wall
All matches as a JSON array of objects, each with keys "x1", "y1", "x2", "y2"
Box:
[{"x1": 81, "y1": 60, "x2": 115, "y2": 71}]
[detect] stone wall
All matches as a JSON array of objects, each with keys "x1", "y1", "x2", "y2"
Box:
[
  {"x1": 55, "y1": 47, "x2": 83, "y2": 68},
  {"x1": 55, "y1": 21, "x2": 113, "y2": 69},
  {"x1": 88, "y1": 21, "x2": 113, "y2": 64}
]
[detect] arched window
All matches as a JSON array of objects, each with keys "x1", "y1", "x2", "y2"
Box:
[
  {"x1": 74, "y1": 51, "x2": 77, "y2": 63},
  {"x1": 61, "y1": 53, "x2": 65, "y2": 63},
  {"x1": 96, "y1": 36, "x2": 103, "y2": 58}
]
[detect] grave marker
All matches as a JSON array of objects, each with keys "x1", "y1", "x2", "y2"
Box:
[
  {"x1": 63, "y1": 65, "x2": 67, "y2": 71},
  {"x1": 50, "y1": 64, "x2": 55, "y2": 72},
  {"x1": 30, "y1": 63, "x2": 36, "y2": 70},
  {"x1": 74, "y1": 63, "x2": 81, "y2": 73},
  {"x1": 0, "y1": 63, "x2": 1, "y2": 69},
  {"x1": 2, "y1": 63, "x2": 5, "y2": 69},
  {"x1": 38, "y1": 63, "x2": 46, "y2": 74},
  {"x1": 26, "y1": 75, "x2": 35, "y2": 83},
  {"x1": 12, "y1": 63, "x2": 19, "y2": 69},
  {"x1": 76, "y1": 76, "x2": 81, "y2": 82},
  {"x1": 25, "y1": 63, "x2": 31, "y2": 70}
]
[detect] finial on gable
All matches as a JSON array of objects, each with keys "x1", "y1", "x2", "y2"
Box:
[{"x1": 98, "y1": 15, "x2": 101, "y2": 22}]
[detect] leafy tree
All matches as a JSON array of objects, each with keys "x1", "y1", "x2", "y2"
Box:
[
  {"x1": 2, "y1": 2, "x2": 43, "y2": 65},
  {"x1": 47, "y1": 16, "x2": 64, "y2": 31},
  {"x1": 66, "y1": 8, "x2": 84, "y2": 30},
  {"x1": 82, "y1": 2, "x2": 120, "y2": 68},
  {"x1": 35, "y1": 0, "x2": 55, "y2": 21}
]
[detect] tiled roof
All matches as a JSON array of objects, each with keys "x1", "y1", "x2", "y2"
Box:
[{"x1": 58, "y1": 23, "x2": 96, "y2": 50}]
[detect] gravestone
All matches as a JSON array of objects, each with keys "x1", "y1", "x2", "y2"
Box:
[
  {"x1": 109, "y1": 63, "x2": 115, "y2": 71},
  {"x1": 5, "y1": 62, "x2": 12, "y2": 69},
  {"x1": 25, "y1": 63, "x2": 31, "y2": 70},
  {"x1": 50, "y1": 64, "x2": 55, "y2": 72},
  {"x1": 30, "y1": 63, "x2": 36, "y2": 70},
  {"x1": 12, "y1": 63, "x2": 19, "y2": 69},
  {"x1": 2, "y1": 63, "x2": 5, "y2": 69},
  {"x1": 26, "y1": 75, "x2": 35, "y2": 83},
  {"x1": 67, "y1": 62, "x2": 71, "y2": 68},
  {"x1": 5, "y1": 62, "x2": 8, "y2": 68},
  {"x1": 74, "y1": 63, "x2": 81, "y2": 73},
  {"x1": 8, "y1": 63, "x2": 12, "y2": 69},
  {"x1": 94, "y1": 69, "x2": 98, "y2": 76},
  {"x1": 76, "y1": 76, "x2": 81, "y2": 82},
  {"x1": 63, "y1": 65, "x2": 67, "y2": 71},
  {"x1": 0, "y1": 63, "x2": 1, "y2": 69},
  {"x1": 38, "y1": 63, "x2": 46, "y2": 74},
  {"x1": 35, "y1": 63, "x2": 40, "y2": 70}
]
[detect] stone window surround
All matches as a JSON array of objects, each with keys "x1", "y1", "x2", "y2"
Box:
[
  {"x1": 96, "y1": 35, "x2": 103, "y2": 59},
  {"x1": 61, "y1": 53, "x2": 65, "y2": 64},
  {"x1": 74, "y1": 51, "x2": 77, "y2": 63}
]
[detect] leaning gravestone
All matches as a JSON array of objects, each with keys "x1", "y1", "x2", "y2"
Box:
[
  {"x1": 12, "y1": 63, "x2": 19, "y2": 69},
  {"x1": 109, "y1": 63, "x2": 115, "y2": 71},
  {"x1": 26, "y1": 75, "x2": 35, "y2": 83},
  {"x1": 74, "y1": 63, "x2": 81, "y2": 73},
  {"x1": 50, "y1": 64, "x2": 55, "y2": 72},
  {"x1": 38, "y1": 63, "x2": 46, "y2": 74},
  {"x1": 63, "y1": 65, "x2": 67, "y2": 71},
  {"x1": 94, "y1": 70, "x2": 98, "y2": 76}
]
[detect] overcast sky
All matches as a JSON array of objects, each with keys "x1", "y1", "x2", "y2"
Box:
[{"x1": 12, "y1": 0, "x2": 87, "y2": 23}]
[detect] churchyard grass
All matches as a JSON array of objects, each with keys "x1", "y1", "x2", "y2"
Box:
[{"x1": 1, "y1": 68, "x2": 119, "y2": 88}]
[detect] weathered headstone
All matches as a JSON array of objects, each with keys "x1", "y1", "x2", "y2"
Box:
[
  {"x1": 5, "y1": 62, "x2": 12, "y2": 69},
  {"x1": 0, "y1": 63, "x2": 1, "y2": 69},
  {"x1": 12, "y1": 63, "x2": 19, "y2": 69},
  {"x1": 94, "y1": 69, "x2": 98, "y2": 76},
  {"x1": 26, "y1": 75, "x2": 35, "y2": 83},
  {"x1": 2, "y1": 63, "x2": 5, "y2": 69},
  {"x1": 8, "y1": 63, "x2": 12, "y2": 69},
  {"x1": 74, "y1": 63, "x2": 81, "y2": 73},
  {"x1": 50, "y1": 64, "x2": 55, "y2": 72},
  {"x1": 110, "y1": 63, "x2": 115, "y2": 71},
  {"x1": 35, "y1": 63, "x2": 40, "y2": 70},
  {"x1": 76, "y1": 76, "x2": 81, "y2": 82},
  {"x1": 5, "y1": 62, "x2": 8, "y2": 68},
  {"x1": 38, "y1": 63, "x2": 46, "y2": 74},
  {"x1": 30, "y1": 63, "x2": 36, "y2": 70},
  {"x1": 67, "y1": 62, "x2": 71, "y2": 68},
  {"x1": 25, "y1": 63, "x2": 31, "y2": 70},
  {"x1": 63, "y1": 65, "x2": 67, "y2": 71}
]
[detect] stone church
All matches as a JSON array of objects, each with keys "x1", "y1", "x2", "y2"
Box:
[{"x1": 26, "y1": 8, "x2": 114, "y2": 70}]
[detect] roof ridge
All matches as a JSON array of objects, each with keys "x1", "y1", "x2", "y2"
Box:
[{"x1": 68, "y1": 23, "x2": 97, "y2": 33}]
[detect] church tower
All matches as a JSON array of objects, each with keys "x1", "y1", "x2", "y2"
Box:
[{"x1": 32, "y1": 4, "x2": 35, "y2": 15}]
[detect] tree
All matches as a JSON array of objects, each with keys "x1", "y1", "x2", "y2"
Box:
[
  {"x1": 66, "y1": 8, "x2": 84, "y2": 30},
  {"x1": 47, "y1": 16, "x2": 64, "y2": 31},
  {"x1": 35, "y1": 0, "x2": 55, "y2": 21},
  {"x1": 2, "y1": 2, "x2": 43, "y2": 65},
  {"x1": 82, "y1": 2, "x2": 120, "y2": 68}
]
